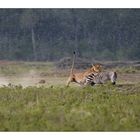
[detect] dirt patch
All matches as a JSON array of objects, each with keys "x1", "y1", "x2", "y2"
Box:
[
  {"x1": 0, "y1": 76, "x2": 10, "y2": 86},
  {"x1": 0, "y1": 72, "x2": 139, "y2": 88},
  {"x1": 0, "y1": 69, "x2": 67, "y2": 87},
  {"x1": 118, "y1": 73, "x2": 140, "y2": 84}
]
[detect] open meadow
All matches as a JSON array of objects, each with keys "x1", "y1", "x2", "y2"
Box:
[{"x1": 0, "y1": 61, "x2": 140, "y2": 131}]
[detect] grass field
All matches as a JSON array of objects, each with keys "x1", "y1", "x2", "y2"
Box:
[{"x1": 0, "y1": 61, "x2": 139, "y2": 131}]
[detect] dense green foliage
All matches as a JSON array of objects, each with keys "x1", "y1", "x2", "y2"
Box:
[
  {"x1": 0, "y1": 84, "x2": 139, "y2": 131},
  {"x1": 0, "y1": 9, "x2": 140, "y2": 61}
]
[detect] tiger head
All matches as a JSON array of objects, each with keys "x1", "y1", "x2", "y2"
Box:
[{"x1": 90, "y1": 63, "x2": 102, "y2": 72}]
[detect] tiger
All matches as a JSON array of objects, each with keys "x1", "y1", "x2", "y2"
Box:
[
  {"x1": 66, "y1": 52, "x2": 102, "y2": 86},
  {"x1": 84, "y1": 71, "x2": 117, "y2": 86}
]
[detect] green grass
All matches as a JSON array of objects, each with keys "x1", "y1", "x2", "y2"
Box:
[
  {"x1": 0, "y1": 61, "x2": 54, "y2": 76},
  {"x1": 0, "y1": 61, "x2": 139, "y2": 131},
  {"x1": 0, "y1": 84, "x2": 139, "y2": 131}
]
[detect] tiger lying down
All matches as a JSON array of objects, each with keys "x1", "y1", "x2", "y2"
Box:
[{"x1": 83, "y1": 71, "x2": 117, "y2": 86}]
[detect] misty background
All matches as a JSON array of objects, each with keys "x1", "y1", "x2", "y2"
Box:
[{"x1": 0, "y1": 9, "x2": 140, "y2": 61}]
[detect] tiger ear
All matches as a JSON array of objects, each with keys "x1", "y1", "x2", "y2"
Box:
[{"x1": 91, "y1": 64, "x2": 94, "y2": 67}]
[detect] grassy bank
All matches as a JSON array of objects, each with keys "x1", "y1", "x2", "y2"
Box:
[
  {"x1": 0, "y1": 84, "x2": 139, "y2": 131},
  {"x1": 0, "y1": 61, "x2": 139, "y2": 131}
]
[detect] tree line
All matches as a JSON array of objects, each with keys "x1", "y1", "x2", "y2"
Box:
[{"x1": 0, "y1": 9, "x2": 140, "y2": 61}]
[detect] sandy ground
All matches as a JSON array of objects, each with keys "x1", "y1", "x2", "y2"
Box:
[
  {"x1": 118, "y1": 73, "x2": 140, "y2": 84},
  {"x1": 0, "y1": 73, "x2": 67, "y2": 87},
  {"x1": 0, "y1": 71, "x2": 139, "y2": 88}
]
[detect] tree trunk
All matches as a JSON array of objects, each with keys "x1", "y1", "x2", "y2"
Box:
[
  {"x1": 31, "y1": 27, "x2": 37, "y2": 61},
  {"x1": 74, "y1": 25, "x2": 78, "y2": 55},
  {"x1": 71, "y1": 9, "x2": 81, "y2": 57}
]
